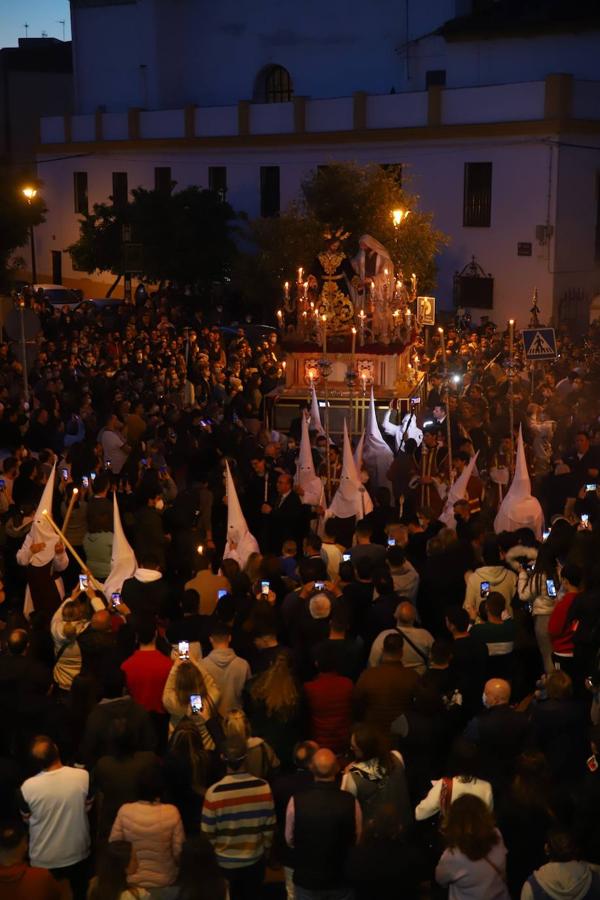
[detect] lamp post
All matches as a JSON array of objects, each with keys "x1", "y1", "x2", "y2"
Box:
[{"x1": 22, "y1": 187, "x2": 38, "y2": 285}]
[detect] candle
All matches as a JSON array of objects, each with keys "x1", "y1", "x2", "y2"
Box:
[
  {"x1": 197, "y1": 544, "x2": 204, "y2": 555},
  {"x1": 298, "y1": 267, "x2": 303, "y2": 283},
  {"x1": 361, "y1": 372, "x2": 367, "y2": 393},
  {"x1": 508, "y1": 318, "x2": 514, "y2": 357},
  {"x1": 284, "y1": 281, "x2": 290, "y2": 300},
  {"x1": 321, "y1": 314, "x2": 327, "y2": 355},
  {"x1": 406, "y1": 309, "x2": 412, "y2": 327},
  {"x1": 276, "y1": 309, "x2": 283, "y2": 324},
  {"x1": 282, "y1": 360, "x2": 286, "y2": 371},
  {"x1": 63, "y1": 487, "x2": 79, "y2": 532},
  {"x1": 351, "y1": 326, "x2": 357, "y2": 362},
  {"x1": 303, "y1": 281, "x2": 308, "y2": 300}
]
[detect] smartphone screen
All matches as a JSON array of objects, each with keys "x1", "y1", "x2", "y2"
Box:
[
  {"x1": 0, "y1": 479, "x2": 5, "y2": 489},
  {"x1": 90, "y1": 472, "x2": 96, "y2": 481},
  {"x1": 61, "y1": 468, "x2": 69, "y2": 481},
  {"x1": 261, "y1": 580, "x2": 270, "y2": 596},
  {"x1": 82, "y1": 475, "x2": 89, "y2": 488},
  {"x1": 581, "y1": 514, "x2": 590, "y2": 525},
  {"x1": 217, "y1": 589, "x2": 228, "y2": 600},
  {"x1": 315, "y1": 581, "x2": 325, "y2": 591},
  {"x1": 178, "y1": 641, "x2": 190, "y2": 659},
  {"x1": 111, "y1": 591, "x2": 121, "y2": 607},
  {"x1": 480, "y1": 581, "x2": 490, "y2": 598},
  {"x1": 586, "y1": 483, "x2": 597, "y2": 492},
  {"x1": 387, "y1": 538, "x2": 396, "y2": 547},
  {"x1": 190, "y1": 694, "x2": 203, "y2": 714},
  {"x1": 543, "y1": 529, "x2": 550, "y2": 541},
  {"x1": 342, "y1": 553, "x2": 351, "y2": 562},
  {"x1": 79, "y1": 574, "x2": 89, "y2": 590},
  {"x1": 546, "y1": 578, "x2": 557, "y2": 598}
]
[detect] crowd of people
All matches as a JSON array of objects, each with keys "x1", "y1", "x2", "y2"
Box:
[{"x1": 0, "y1": 285, "x2": 600, "y2": 900}]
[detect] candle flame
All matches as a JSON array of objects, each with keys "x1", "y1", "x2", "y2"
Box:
[
  {"x1": 351, "y1": 327, "x2": 357, "y2": 334},
  {"x1": 197, "y1": 545, "x2": 204, "y2": 554},
  {"x1": 73, "y1": 488, "x2": 79, "y2": 495}
]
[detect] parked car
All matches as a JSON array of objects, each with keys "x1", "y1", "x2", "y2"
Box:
[{"x1": 32, "y1": 284, "x2": 82, "y2": 308}]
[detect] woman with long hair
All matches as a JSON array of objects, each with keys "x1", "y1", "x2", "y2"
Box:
[
  {"x1": 222, "y1": 708, "x2": 280, "y2": 780},
  {"x1": 162, "y1": 658, "x2": 220, "y2": 748},
  {"x1": 174, "y1": 834, "x2": 227, "y2": 900},
  {"x1": 164, "y1": 719, "x2": 211, "y2": 833},
  {"x1": 415, "y1": 737, "x2": 493, "y2": 822},
  {"x1": 435, "y1": 795, "x2": 510, "y2": 899},
  {"x1": 88, "y1": 840, "x2": 149, "y2": 900},
  {"x1": 519, "y1": 542, "x2": 565, "y2": 673},
  {"x1": 341, "y1": 724, "x2": 411, "y2": 828},
  {"x1": 496, "y1": 751, "x2": 558, "y2": 896},
  {"x1": 245, "y1": 651, "x2": 302, "y2": 767}
]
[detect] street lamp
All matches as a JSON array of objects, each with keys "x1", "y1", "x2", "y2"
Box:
[
  {"x1": 22, "y1": 186, "x2": 38, "y2": 285},
  {"x1": 392, "y1": 208, "x2": 410, "y2": 227}
]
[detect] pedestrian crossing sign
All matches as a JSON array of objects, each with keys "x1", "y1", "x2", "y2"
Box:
[{"x1": 522, "y1": 327, "x2": 557, "y2": 360}]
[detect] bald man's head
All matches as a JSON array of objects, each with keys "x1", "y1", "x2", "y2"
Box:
[
  {"x1": 310, "y1": 748, "x2": 338, "y2": 781},
  {"x1": 91, "y1": 610, "x2": 111, "y2": 633},
  {"x1": 395, "y1": 601, "x2": 416, "y2": 626},
  {"x1": 483, "y1": 678, "x2": 511, "y2": 708},
  {"x1": 7, "y1": 629, "x2": 28, "y2": 656}
]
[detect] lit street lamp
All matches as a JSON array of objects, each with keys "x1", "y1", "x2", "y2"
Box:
[
  {"x1": 22, "y1": 186, "x2": 38, "y2": 285},
  {"x1": 391, "y1": 208, "x2": 410, "y2": 227}
]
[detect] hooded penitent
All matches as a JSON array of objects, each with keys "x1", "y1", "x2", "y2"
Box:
[
  {"x1": 362, "y1": 387, "x2": 394, "y2": 490},
  {"x1": 326, "y1": 420, "x2": 374, "y2": 521},
  {"x1": 103, "y1": 492, "x2": 137, "y2": 599},
  {"x1": 25, "y1": 463, "x2": 59, "y2": 567},
  {"x1": 439, "y1": 451, "x2": 479, "y2": 529},
  {"x1": 295, "y1": 412, "x2": 325, "y2": 508},
  {"x1": 309, "y1": 383, "x2": 326, "y2": 437},
  {"x1": 223, "y1": 459, "x2": 260, "y2": 568},
  {"x1": 494, "y1": 426, "x2": 544, "y2": 539}
]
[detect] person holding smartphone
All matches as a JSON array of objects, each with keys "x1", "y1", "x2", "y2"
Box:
[{"x1": 518, "y1": 544, "x2": 564, "y2": 674}]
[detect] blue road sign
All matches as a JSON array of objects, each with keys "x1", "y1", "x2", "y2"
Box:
[{"x1": 522, "y1": 327, "x2": 557, "y2": 361}]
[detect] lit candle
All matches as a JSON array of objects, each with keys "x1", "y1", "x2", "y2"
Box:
[
  {"x1": 321, "y1": 314, "x2": 327, "y2": 355},
  {"x1": 284, "y1": 281, "x2": 290, "y2": 300},
  {"x1": 406, "y1": 309, "x2": 412, "y2": 327},
  {"x1": 276, "y1": 309, "x2": 283, "y2": 324},
  {"x1": 197, "y1": 544, "x2": 204, "y2": 555},
  {"x1": 351, "y1": 326, "x2": 357, "y2": 362},
  {"x1": 282, "y1": 360, "x2": 286, "y2": 371},
  {"x1": 298, "y1": 267, "x2": 303, "y2": 284},
  {"x1": 508, "y1": 318, "x2": 514, "y2": 358},
  {"x1": 361, "y1": 372, "x2": 367, "y2": 392},
  {"x1": 303, "y1": 281, "x2": 308, "y2": 300}
]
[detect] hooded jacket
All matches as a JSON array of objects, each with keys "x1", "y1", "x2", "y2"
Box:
[
  {"x1": 201, "y1": 647, "x2": 251, "y2": 715},
  {"x1": 464, "y1": 566, "x2": 517, "y2": 620},
  {"x1": 521, "y1": 861, "x2": 600, "y2": 900}
]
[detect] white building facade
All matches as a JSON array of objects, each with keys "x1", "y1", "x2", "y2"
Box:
[{"x1": 33, "y1": 0, "x2": 600, "y2": 328}]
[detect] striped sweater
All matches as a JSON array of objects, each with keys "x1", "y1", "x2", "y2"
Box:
[{"x1": 201, "y1": 772, "x2": 275, "y2": 869}]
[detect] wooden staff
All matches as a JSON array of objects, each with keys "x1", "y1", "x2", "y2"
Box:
[
  {"x1": 62, "y1": 487, "x2": 79, "y2": 533},
  {"x1": 42, "y1": 509, "x2": 103, "y2": 592}
]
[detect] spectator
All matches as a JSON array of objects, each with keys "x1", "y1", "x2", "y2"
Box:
[
  {"x1": 463, "y1": 536, "x2": 517, "y2": 621},
  {"x1": 201, "y1": 622, "x2": 251, "y2": 715},
  {"x1": 353, "y1": 632, "x2": 419, "y2": 734},
  {"x1": 470, "y1": 592, "x2": 516, "y2": 678},
  {"x1": 446, "y1": 607, "x2": 489, "y2": 717},
  {"x1": 185, "y1": 551, "x2": 231, "y2": 617},
  {"x1": 341, "y1": 724, "x2": 411, "y2": 827},
  {"x1": 202, "y1": 734, "x2": 275, "y2": 899},
  {"x1": 0, "y1": 821, "x2": 60, "y2": 900},
  {"x1": 120, "y1": 621, "x2": 173, "y2": 737},
  {"x1": 286, "y1": 748, "x2": 361, "y2": 900},
  {"x1": 19, "y1": 736, "x2": 92, "y2": 900},
  {"x1": 547, "y1": 563, "x2": 582, "y2": 678},
  {"x1": 109, "y1": 765, "x2": 184, "y2": 892},
  {"x1": 415, "y1": 737, "x2": 493, "y2": 822},
  {"x1": 435, "y1": 795, "x2": 510, "y2": 900},
  {"x1": 87, "y1": 839, "x2": 149, "y2": 900},
  {"x1": 464, "y1": 678, "x2": 528, "y2": 788},
  {"x1": 521, "y1": 827, "x2": 600, "y2": 900},
  {"x1": 174, "y1": 834, "x2": 228, "y2": 900},
  {"x1": 222, "y1": 709, "x2": 280, "y2": 780},
  {"x1": 349, "y1": 520, "x2": 386, "y2": 569},
  {"x1": 304, "y1": 642, "x2": 354, "y2": 756},
  {"x1": 312, "y1": 609, "x2": 363, "y2": 682},
  {"x1": 162, "y1": 657, "x2": 220, "y2": 746},
  {"x1": 368, "y1": 600, "x2": 433, "y2": 673}
]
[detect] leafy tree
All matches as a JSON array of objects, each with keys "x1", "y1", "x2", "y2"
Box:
[
  {"x1": 68, "y1": 184, "x2": 237, "y2": 295},
  {"x1": 0, "y1": 172, "x2": 46, "y2": 290},
  {"x1": 232, "y1": 161, "x2": 448, "y2": 312}
]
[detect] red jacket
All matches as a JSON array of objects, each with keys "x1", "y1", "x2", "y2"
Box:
[
  {"x1": 548, "y1": 591, "x2": 578, "y2": 655},
  {"x1": 304, "y1": 672, "x2": 354, "y2": 755},
  {"x1": 0, "y1": 863, "x2": 60, "y2": 900},
  {"x1": 121, "y1": 649, "x2": 172, "y2": 713}
]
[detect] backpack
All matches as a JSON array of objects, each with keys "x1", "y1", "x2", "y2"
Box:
[{"x1": 347, "y1": 755, "x2": 411, "y2": 826}]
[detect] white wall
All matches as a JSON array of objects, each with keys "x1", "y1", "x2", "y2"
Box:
[{"x1": 35, "y1": 133, "x2": 572, "y2": 328}]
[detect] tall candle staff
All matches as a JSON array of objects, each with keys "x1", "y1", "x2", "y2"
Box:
[
  {"x1": 438, "y1": 326, "x2": 453, "y2": 482},
  {"x1": 508, "y1": 318, "x2": 515, "y2": 473}
]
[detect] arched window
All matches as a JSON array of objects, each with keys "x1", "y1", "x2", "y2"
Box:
[{"x1": 256, "y1": 65, "x2": 294, "y2": 103}]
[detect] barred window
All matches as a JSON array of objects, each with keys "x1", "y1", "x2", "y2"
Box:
[
  {"x1": 256, "y1": 65, "x2": 293, "y2": 103},
  {"x1": 463, "y1": 162, "x2": 492, "y2": 228}
]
